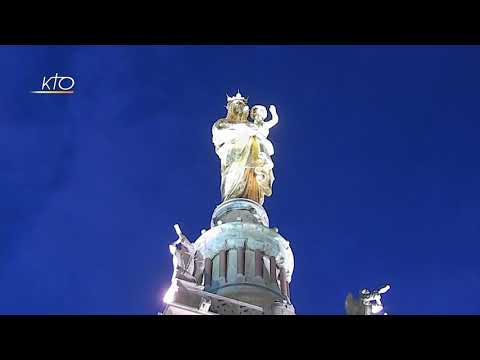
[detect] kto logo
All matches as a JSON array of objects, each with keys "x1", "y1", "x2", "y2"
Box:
[{"x1": 31, "y1": 73, "x2": 75, "y2": 94}]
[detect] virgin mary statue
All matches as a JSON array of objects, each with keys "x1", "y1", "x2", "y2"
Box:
[{"x1": 212, "y1": 91, "x2": 278, "y2": 205}]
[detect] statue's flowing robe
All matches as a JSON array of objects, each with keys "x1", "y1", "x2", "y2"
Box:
[{"x1": 212, "y1": 120, "x2": 274, "y2": 205}]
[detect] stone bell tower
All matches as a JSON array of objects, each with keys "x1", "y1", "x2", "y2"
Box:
[{"x1": 162, "y1": 92, "x2": 295, "y2": 315}]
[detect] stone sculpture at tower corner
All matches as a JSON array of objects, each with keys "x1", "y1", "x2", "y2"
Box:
[{"x1": 345, "y1": 284, "x2": 391, "y2": 315}]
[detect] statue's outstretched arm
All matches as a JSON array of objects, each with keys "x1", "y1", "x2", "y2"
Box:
[
  {"x1": 378, "y1": 284, "x2": 391, "y2": 294},
  {"x1": 265, "y1": 105, "x2": 279, "y2": 129}
]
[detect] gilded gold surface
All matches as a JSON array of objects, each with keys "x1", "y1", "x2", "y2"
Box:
[{"x1": 212, "y1": 92, "x2": 278, "y2": 205}]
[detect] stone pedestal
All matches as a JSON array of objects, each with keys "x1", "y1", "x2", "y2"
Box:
[
  {"x1": 196, "y1": 198, "x2": 294, "y2": 314},
  {"x1": 163, "y1": 198, "x2": 295, "y2": 315}
]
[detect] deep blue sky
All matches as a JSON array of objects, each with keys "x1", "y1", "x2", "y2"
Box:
[{"x1": 1, "y1": 45, "x2": 479, "y2": 314}]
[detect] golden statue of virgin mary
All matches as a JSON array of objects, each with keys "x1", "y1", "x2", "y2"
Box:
[{"x1": 212, "y1": 91, "x2": 278, "y2": 205}]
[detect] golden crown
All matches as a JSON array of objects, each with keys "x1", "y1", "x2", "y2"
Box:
[{"x1": 226, "y1": 90, "x2": 248, "y2": 103}]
